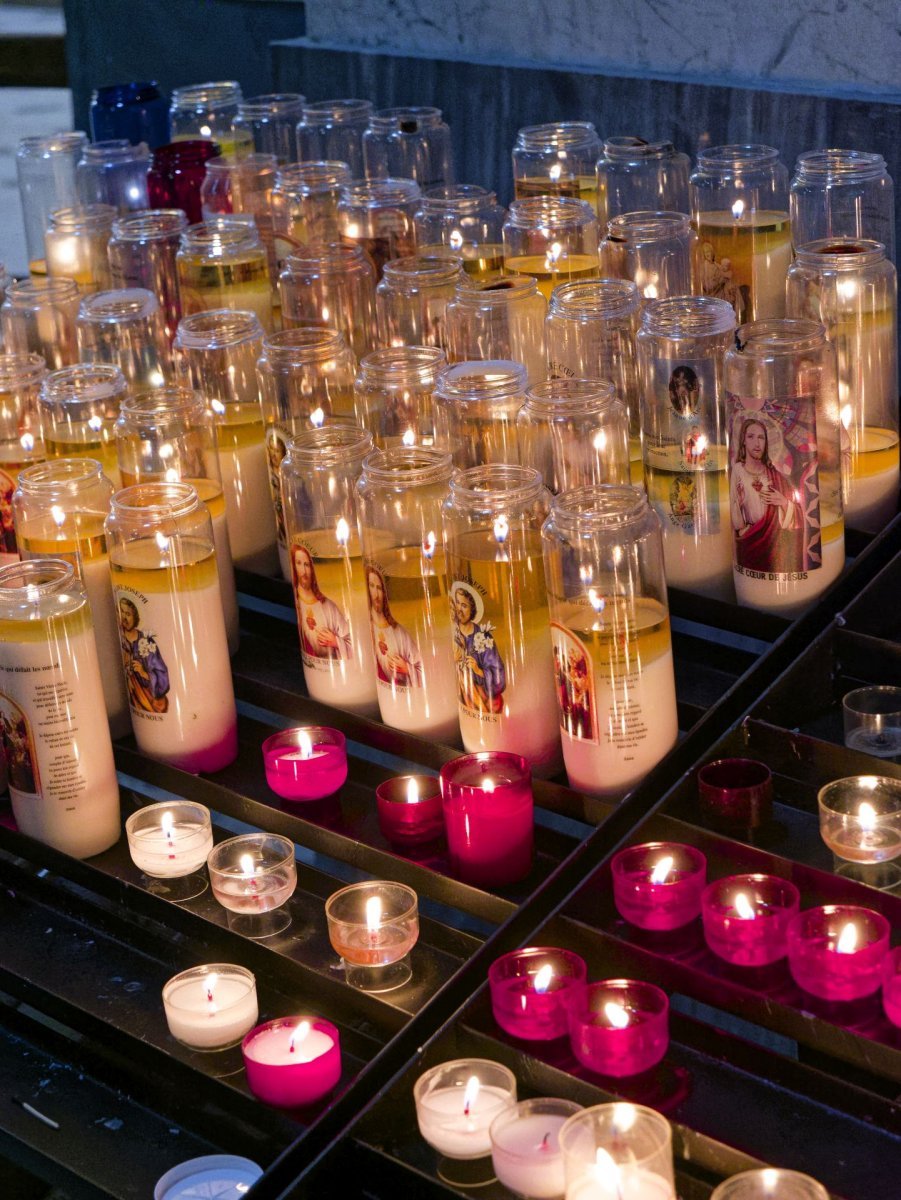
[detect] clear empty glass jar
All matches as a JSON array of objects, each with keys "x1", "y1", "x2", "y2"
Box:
[
  {"x1": 445, "y1": 274, "x2": 547, "y2": 385},
  {"x1": 337, "y1": 178, "x2": 420, "y2": 281},
  {"x1": 76, "y1": 288, "x2": 170, "y2": 390},
  {"x1": 176, "y1": 218, "x2": 273, "y2": 330},
  {"x1": 147, "y1": 139, "x2": 221, "y2": 226},
  {"x1": 363, "y1": 107, "x2": 454, "y2": 189},
  {"x1": 724, "y1": 318, "x2": 845, "y2": 615},
  {"x1": 503, "y1": 197, "x2": 600, "y2": 301},
  {"x1": 16, "y1": 132, "x2": 88, "y2": 274},
  {"x1": 691, "y1": 144, "x2": 792, "y2": 322},
  {"x1": 1, "y1": 278, "x2": 81, "y2": 370},
  {"x1": 278, "y1": 242, "x2": 378, "y2": 362},
  {"x1": 354, "y1": 345, "x2": 445, "y2": 449},
  {"x1": 271, "y1": 161, "x2": 351, "y2": 249},
  {"x1": 169, "y1": 81, "x2": 251, "y2": 157},
  {"x1": 297, "y1": 99, "x2": 372, "y2": 177},
  {"x1": 200, "y1": 154, "x2": 279, "y2": 290},
  {"x1": 433, "y1": 359, "x2": 528, "y2": 468},
  {"x1": 233, "y1": 93, "x2": 304, "y2": 164},
  {"x1": 516, "y1": 377, "x2": 630, "y2": 494},
  {"x1": 107, "y1": 209, "x2": 188, "y2": 345},
  {"x1": 76, "y1": 140, "x2": 151, "y2": 212},
  {"x1": 0, "y1": 354, "x2": 47, "y2": 562},
  {"x1": 512, "y1": 122, "x2": 601, "y2": 209},
  {"x1": 39, "y1": 363, "x2": 126, "y2": 487},
  {"x1": 600, "y1": 211, "x2": 694, "y2": 300},
  {"x1": 414, "y1": 184, "x2": 506, "y2": 280},
  {"x1": 45, "y1": 204, "x2": 116, "y2": 293},
  {"x1": 376, "y1": 252, "x2": 462, "y2": 350},
  {"x1": 90, "y1": 81, "x2": 169, "y2": 150},
  {"x1": 791, "y1": 150, "x2": 895, "y2": 264},
  {"x1": 786, "y1": 238, "x2": 899, "y2": 532},
  {"x1": 597, "y1": 138, "x2": 691, "y2": 223}
]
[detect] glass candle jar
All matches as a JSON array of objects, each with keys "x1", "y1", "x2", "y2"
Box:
[
  {"x1": 724, "y1": 319, "x2": 845, "y2": 616},
  {"x1": 1, "y1": 278, "x2": 81, "y2": 371},
  {"x1": 637, "y1": 295, "x2": 737, "y2": 599},
  {"x1": 278, "y1": 243, "x2": 377, "y2": 363},
  {"x1": 76, "y1": 140, "x2": 152, "y2": 212},
  {"x1": 443, "y1": 463, "x2": 561, "y2": 774},
  {"x1": 297, "y1": 98, "x2": 372, "y2": 177},
  {"x1": 597, "y1": 137, "x2": 691, "y2": 223},
  {"x1": 611, "y1": 841, "x2": 707, "y2": 931},
  {"x1": 566, "y1": 980, "x2": 670, "y2": 1077},
  {"x1": 354, "y1": 345, "x2": 445, "y2": 449},
  {"x1": 791, "y1": 150, "x2": 895, "y2": 264},
  {"x1": 208, "y1": 833, "x2": 296, "y2": 939},
  {"x1": 440, "y1": 751, "x2": 534, "y2": 886},
  {"x1": 0, "y1": 558, "x2": 120, "y2": 858},
  {"x1": 174, "y1": 309, "x2": 277, "y2": 574},
  {"x1": 488, "y1": 947, "x2": 588, "y2": 1041},
  {"x1": 105, "y1": 481, "x2": 238, "y2": 772},
  {"x1": 169, "y1": 81, "x2": 251, "y2": 158},
  {"x1": 76, "y1": 288, "x2": 170, "y2": 390},
  {"x1": 490, "y1": 1097, "x2": 584, "y2": 1199},
  {"x1": 434, "y1": 359, "x2": 528, "y2": 469},
  {"x1": 691, "y1": 144, "x2": 792, "y2": 322},
  {"x1": 16, "y1": 132, "x2": 88, "y2": 274},
  {"x1": 45, "y1": 204, "x2": 116, "y2": 293},
  {"x1": 148, "y1": 140, "x2": 221, "y2": 225},
  {"x1": 376, "y1": 252, "x2": 462, "y2": 350},
  {"x1": 262, "y1": 725, "x2": 348, "y2": 802},
  {"x1": 271, "y1": 161, "x2": 351, "y2": 250},
  {"x1": 817, "y1": 775, "x2": 901, "y2": 863},
  {"x1": 415, "y1": 1059, "x2": 517, "y2": 1167},
  {"x1": 542, "y1": 486, "x2": 678, "y2": 797},
  {"x1": 356, "y1": 444, "x2": 459, "y2": 741},
  {"x1": 13, "y1": 458, "x2": 130, "y2": 735},
  {"x1": 711, "y1": 1170, "x2": 829, "y2": 1200},
  {"x1": 115, "y1": 386, "x2": 240, "y2": 654},
  {"x1": 176, "y1": 219, "x2": 273, "y2": 331},
  {"x1": 337, "y1": 178, "x2": 420, "y2": 281},
  {"x1": 786, "y1": 238, "x2": 898, "y2": 532},
  {"x1": 786, "y1": 904, "x2": 889, "y2": 1001},
  {"x1": 90, "y1": 81, "x2": 170, "y2": 150},
  {"x1": 0, "y1": 355, "x2": 46, "y2": 563},
  {"x1": 516, "y1": 378, "x2": 631, "y2": 494},
  {"x1": 503, "y1": 197, "x2": 599, "y2": 301},
  {"x1": 39, "y1": 363, "x2": 126, "y2": 487},
  {"x1": 559, "y1": 1104, "x2": 675, "y2": 1200},
  {"x1": 363, "y1": 106, "x2": 454, "y2": 189},
  {"x1": 414, "y1": 184, "x2": 506, "y2": 281},
  {"x1": 256, "y1": 327, "x2": 357, "y2": 577},
  {"x1": 600, "y1": 211, "x2": 694, "y2": 300},
  {"x1": 325, "y1": 879, "x2": 419, "y2": 992},
  {"x1": 200, "y1": 154, "x2": 279, "y2": 287},
  {"x1": 233, "y1": 93, "x2": 304, "y2": 164},
  {"x1": 701, "y1": 874, "x2": 801, "y2": 966},
  {"x1": 512, "y1": 122, "x2": 601, "y2": 209},
  {"x1": 445, "y1": 275, "x2": 547, "y2": 385},
  {"x1": 108, "y1": 209, "x2": 188, "y2": 345},
  {"x1": 280, "y1": 425, "x2": 378, "y2": 716}
]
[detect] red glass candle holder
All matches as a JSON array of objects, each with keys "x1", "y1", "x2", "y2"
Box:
[
  {"x1": 697, "y1": 757, "x2": 773, "y2": 829},
  {"x1": 148, "y1": 140, "x2": 222, "y2": 225},
  {"x1": 440, "y1": 752, "x2": 533, "y2": 888},
  {"x1": 262, "y1": 727, "x2": 348, "y2": 801},
  {"x1": 611, "y1": 841, "x2": 707, "y2": 930},
  {"x1": 701, "y1": 874, "x2": 800, "y2": 966},
  {"x1": 881, "y1": 946, "x2": 901, "y2": 1028},
  {"x1": 786, "y1": 904, "x2": 890, "y2": 1001},
  {"x1": 566, "y1": 979, "x2": 669, "y2": 1077},
  {"x1": 376, "y1": 774, "x2": 444, "y2": 846},
  {"x1": 242, "y1": 1016, "x2": 341, "y2": 1107},
  {"x1": 489, "y1": 947, "x2": 588, "y2": 1040}
]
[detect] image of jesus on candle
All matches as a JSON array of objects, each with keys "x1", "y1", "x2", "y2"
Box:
[
  {"x1": 730, "y1": 415, "x2": 804, "y2": 573},
  {"x1": 292, "y1": 542, "x2": 353, "y2": 662},
  {"x1": 451, "y1": 582, "x2": 506, "y2": 715},
  {"x1": 366, "y1": 563, "x2": 423, "y2": 687},
  {"x1": 118, "y1": 596, "x2": 170, "y2": 714}
]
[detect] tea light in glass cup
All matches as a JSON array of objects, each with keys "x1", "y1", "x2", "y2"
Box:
[
  {"x1": 842, "y1": 685, "x2": 901, "y2": 758},
  {"x1": 490, "y1": 1098, "x2": 584, "y2": 1199},
  {"x1": 559, "y1": 1103, "x2": 676, "y2": 1200},
  {"x1": 440, "y1": 751, "x2": 534, "y2": 888},
  {"x1": 610, "y1": 842, "x2": 707, "y2": 931},
  {"x1": 696, "y1": 757, "x2": 773, "y2": 830},
  {"x1": 262, "y1": 726, "x2": 348, "y2": 801},
  {"x1": 701, "y1": 874, "x2": 800, "y2": 967},
  {"x1": 786, "y1": 904, "x2": 890, "y2": 1001},
  {"x1": 566, "y1": 980, "x2": 669, "y2": 1078},
  {"x1": 242, "y1": 1016, "x2": 342, "y2": 1108},
  {"x1": 125, "y1": 800, "x2": 214, "y2": 901},
  {"x1": 710, "y1": 1168, "x2": 829, "y2": 1200},
  {"x1": 489, "y1": 946, "x2": 587, "y2": 1040},
  {"x1": 325, "y1": 880, "x2": 419, "y2": 992},
  {"x1": 881, "y1": 945, "x2": 901, "y2": 1028},
  {"x1": 162, "y1": 964, "x2": 258, "y2": 1051},
  {"x1": 818, "y1": 775, "x2": 901, "y2": 863},
  {"x1": 375, "y1": 774, "x2": 444, "y2": 846},
  {"x1": 415, "y1": 1058, "x2": 517, "y2": 1187},
  {"x1": 208, "y1": 833, "x2": 297, "y2": 938}
]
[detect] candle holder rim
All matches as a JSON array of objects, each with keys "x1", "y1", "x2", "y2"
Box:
[
  {"x1": 325, "y1": 879, "x2": 418, "y2": 923},
  {"x1": 125, "y1": 798, "x2": 211, "y2": 834},
  {"x1": 241, "y1": 1015, "x2": 339, "y2": 1059},
  {"x1": 611, "y1": 840, "x2": 706, "y2": 878},
  {"x1": 261, "y1": 726, "x2": 347, "y2": 755},
  {"x1": 701, "y1": 873, "x2": 801, "y2": 904},
  {"x1": 488, "y1": 945, "x2": 588, "y2": 983},
  {"x1": 817, "y1": 775, "x2": 901, "y2": 816},
  {"x1": 162, "y1": 963, "x2": 256, "y2": 1009},
  {"x1": 558, "y1": 1101, "x2": 673, "y2": 1160},
  {"x1": 207, "y1": 832, "x2": 295, "y2": 875},
  {"x1": 414, "y1": 1057, "x2": 517, "y2": 1105},
  {"x1": 709, "y1": 1168, "x2": 830, "y2": 1200},
  {"x1": 697, "y1": 756, "x2": 772, "y2": 790},
  {"x1": 576, "y1": 978, "x2": 670, "y2": 1015},
  {"x1": 786, "y1": 903, "x2": 890, "y2": 940},
  {"x1": 488, "y1": 1096, "x2": 584, "y2": 1149},
  {"x1": 153, "y1": 1155, "x2": 263, "y2": 1200},
  {"x1": 841, "y1": 684, "x2": 901, "y2": 711},
  {"x1": 375, "y1": 774, "x2": 442, "y2": 805},
  {"x1": 440, "y1": 750, "x2": 531, "y2": 789}
]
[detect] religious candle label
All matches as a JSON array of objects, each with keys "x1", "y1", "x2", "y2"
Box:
[
  {"x1": 0, "y1": 462, "x2": 22, "y2": 557},
  {"x1": 696, "y1": 210, "x2": 792, "y2": 321}
]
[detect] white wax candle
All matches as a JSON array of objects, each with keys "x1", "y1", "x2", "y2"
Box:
[
  {"x1": 128, "y1": 819, "x2": 213, "y2": 877},
  {"x1": 245, "y1": 1024, "x2": 334, "y2": 1065},
  {"x1": 566, "y1": 1168, "x2": 674, "y2": 1200},
  {"x1": 206, "y1": 492, "x2": 240, "y2": 655},
  {"x1": 217, "y1": 437, "x2": 279, "y2": 573},
  {"x1": 733, "y1": 525, "x2": 844, "y2": 617},
  {"x1": 418, "y1": 1086, "x2": 515, "y2": 1158},
  {"x1": 492, "y1": 1114, "x2": 569, "y2": 1199},
  {"x1": 163, "y1": 969, "x2": 258, "y2": 1049}
]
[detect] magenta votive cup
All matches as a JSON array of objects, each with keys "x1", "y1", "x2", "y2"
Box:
[
  {"x1": 566, "y1": 979, "x2": 669, "y2": 1077},
  {"x1": 786, "y1": 904, "x2": 890, "y2": 1002},
  {"x1": 697, "y1": 757, "x2": 773, "y2": 829},
  {"x1": 440, "y1": 752, "x2": 533, "y2": 888},
  {"x1": 262, "y1": 727, "x2": 348, "y2": 801},
  {"x1": 611, "y1": 841, "x2": 707, "y2": 931},
  {"x1": 881, "y1": 946, "x2": 901, "y2": 1028},
  {"x1": 242, "y1": 1017, "x2": 341, "y2": 1107},
  {"x1": 701, "y1": 874, "x2": 800, "y2": 966},
  {"x1": 376, "y1": 774, "x2": 444, "y2": 846},
  {"x1": 489, "y1": 947, "x2": 588, "y2": 1041}
]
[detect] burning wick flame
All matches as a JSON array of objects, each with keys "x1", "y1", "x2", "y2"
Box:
[
  {"x1": 422, "y1": 530, "x2": 437, "y2": 560},
  {"x1": 533, "y1": 964, "x2": 554, "y2": 994},
  {"x1": 462, "y1": 1075, "x2": 480, "y2": 1117},
  {"x1": 211, "y1": 399, "x2": 226, "y2": 416},
  {"x1": 365, "y1": 895, "x2": 382, "y2": 937},
  {"x1": 604, "y1": 1002, "x2": 630, "y2": 1029},
  {"x1": 649, "y1": 855, "x2": 674, "y2": 885},
  {"x1": 545, "y1": 241, "x2": 564, "y2": 271},
  {"x1": 482, "y1": 778, "x2": 495, "y2": 794},
  {"x1": 858, "y1": 801, "x2": 877, "y2": 834},
  {"x1": 549, "y1": 163, "x2": 562, "y2": 183},
  {"x1": 240, "y1": 853, "x2": 257, "y2": 889},
  {"x1": 298, "y1": 729, "x2": 313, "y2": 760},
  {"x1": 402, "y1": 427, "x2": 416, "y2": 446},
  {"x1": 734, "y1": 892, "x2": 756, "y2": 920},
  {"x1": 164, "y1": 468, "x2": 180, "y2": 482},
  {"x1": 593, "y1": 1149, "x2": 622, "y2": 1194},
  {"x1": 155, "y1": 530, "x2": 171, "y2": 554},
  {"x1": 310, "y1": 406, "x2": 325, "y2": 427},
  {"x1": 840, "y1": 403, "x2": 853, "y2": 430},
  {"x1": 88, "y1": 415, "x2": 104, "y2": 433},
  {"x1": 20, "y1": 432, "x2": 35, "y2": 453},
  {"x1": 335, "y1": 517, "x2": 350, "y2": 546},
  {"x1": 588, "y1": 589, "x2": 604, "y2": 613},
  {"x1": 836, "y1": 923, "x2": 859, "y2": 954},
  {"x1": 732, "y1": 199, "x2": 745, "y2": 220},
  {"x1": 406, "y1": 778, "x2": 419, "y2": 805},
  {"x1": 493, "y1": 515, "x2": 509, "y2": 544},
  {"x1": 289, "y1": 1020, "x2": 311, "y2": 1055},
  {"x1": 205, "y1": 972, "x2": 218, "y2": 1011},
  {"x1": 50, "y1": 505, "x2": 66, "y2": 530},
  {"x1": 449, "y1": 229, "x2": 463, "y2": 250},
  {"x1": 643, "y1": 283, "x2": 658, "y2": 299}
]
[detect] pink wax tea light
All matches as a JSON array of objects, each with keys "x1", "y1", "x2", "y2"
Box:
[
  {"x1": 489, "y1": 946, "x2": 588, "y2": 1040},
  {"x1": 325, "y1": 880, "x2": 419, "y2": 992},
  {"x1": 611, "y1": 842, "x2": 707, "y2": 931},
  {"x1": 701, "y1": 874, "x2": 800, "y2": 967},
  {"x1": 440, "y1": 751, "x2": 533, "y2": 888},
  {"x1": 567, "y1": 980, "x2": 669, "y2": 1078},
  {"x1": 262, "y1": 726, "x2": 348, "y2": 801},
  {"x1": 881, "y1": 946, "x2": 901, "y2": 1028},
  {"x1": 697, "y1": 757, "x2": 773, "y2": 829},
  {"x1": 786, "y1": 904, "x2": 890, "y2": 1002},
  {"x1": 376, "y1": 774, "x2": 444, "y2": 846},
  {"x1": 242, "y1": 1016, "x2": 341, "y2": 1108}
]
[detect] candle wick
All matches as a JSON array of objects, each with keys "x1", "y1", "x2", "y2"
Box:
[{"x1": 541, "y1": 1132, "x2": 550, "y2": 1151}]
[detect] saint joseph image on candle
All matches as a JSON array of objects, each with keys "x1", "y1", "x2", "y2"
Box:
[
  {"x1": 450, "y1": 582, "x2": 506, "y2": 715},
  {"x1": 117, "y1": 596, "x2": 170, "y2": 714},
  {"x1": 291, "y1": 542, "x2": 353, "y2": 662},
  {"x1": 365, "y1": 563, "x2": 423, "y2": 687}
]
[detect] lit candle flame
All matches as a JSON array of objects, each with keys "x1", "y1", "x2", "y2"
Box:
[
  {"x1": 211, "y1": 398, "x2": 226, "y2": 416},
  {"x1": 840, "y1": 403, "x2": 853, "y2": 430},
  {"x1": 836, "y1": 923, "x2": 858, "y2": 954},
  {"x1": 493, "y1": 515, "x2": 509, "y2": 544},
  {"x1": 406, "y1": 777, "x2": 419, "y2": 805},
  {"x1": 449, "y1": 229, "x2": 463, "y2": 250},
  {"x1": 422, "y1": 530, "x2": 437, "y2": 560},
  {"x1": 20, "y1": 432, "x2": 34, "y2": 453},
  {"x1": 159, "y1": 442, "x2": 174, "y2": 460},
  {"x1": 588, "y1": 589, "x2": 604, "y2": 614},
  {"x1": 593, "y1": 1149, "x2": 621, "y2": 1190},
  {"x1": 545, "y1": 241, "x2": 564, "y2": 271},
  {"x1": 604, "y1": 1002, "x2": 630, "y2": 1029},
  {"x1": 462, "y1": 1074, "x2": 480, "y2": 1117},
  {"x1": 366, "y1": 895, "x2": 382, "y2": 934},
  {"x1": 592, "y1": 430, "x2": 607, "y2": 452},
  {"x1": 50, "y1": 505, "x2": 66, "y2": 530},
  {"x1": 240, "y1": 853, "x2": 256, "y2": 880},
  {"x1": 88, "y1": 415, "x2": 104, "y2": 433},
  {"x1": 482, "y1": 777, "x2": 495, "y2": 794},
  {"x1": 402, "y1": 427, "x2": 416, "y2": 446},
  {"x1": 310, "y1": 406, "x2": 325, "y2": 427},
  {"x1": 649, "y1": 855, "x2": 674, "y2": 884},
  {"x1": 549, "y1": 163, "x2": 562, "y2": 183},
  {"x1": 533, "y1": 963, "x2": 554, "y2": 994},
  {"x1": 165, "y1": 467, "x2": 180, "y2": 482},
  {"x1": 859, "y1": 801, "x2": 877, "y2": 833},
  {"x1": 731, "y1": 199, "x2": 745, "y2": 220},
  {"x1": 298, "y1": 729, "x2": 313, "y2": 759},
  {"x1": 155, "y1": 530, "x2": 170, "y2": 553},
  {"x1": 335, "y1": 517, "x2": 350, "y2": 546},
  {"x1": 289, "y1": 1020, "x2": 311, "y2": 1054},
  {"x1": 161, "y1": 810, "x2": 174, "y2": 840},
  {"x1": 643, "y1": 283, "x2": 658, "y2": 299},
  {"x1": 734, "y1": 892, "x2": 755, "y2": 920}
]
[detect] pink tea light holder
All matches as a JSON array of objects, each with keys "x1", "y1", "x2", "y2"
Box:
[
  {"x1": 376, "y1": 774, "x2": 444, "y2": 846},
  {"x1": 566, "y1": 979, "x2": 669, "y2": 1078},
  {"x1": 325, "y1": 880, "x2": 419, "y2": 992},
  {"x1": 241, "y1": 1016, "x2": 341, "y2": 1108},
  {"x1": 881, "y1": 945, "x2": 901, "y2": 1028},
  {"x1": 701, "y1": 874, "x2": 801, "y2": 967},
  {"x1": 786, "y1": 904, "x2": 890, "y2": 1002},
  {"x1": 262, "y1": 726, "x2": 348, "y2": 801},
  {"x1": 440, "y1": 752, "x2": 534, "y2": 888},
  {"x1": 611, "y1": 842, "x2": 707, "y2": 931},
  {"x1": 207, "y1": 833, "x2": 298, "y2": 939},
  {"x1": 489, "y1": 946, "x2": 588, "y2": 1041},
  {"x1": 697, "y1": 757, "x2": 773, "y2": 830}
]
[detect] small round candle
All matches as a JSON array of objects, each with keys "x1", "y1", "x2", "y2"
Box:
[
  {"x1": 710, "y1": 1168, "x2": 829, "y2": 1200},
  {"x1": 415, "y1": 1058, "x2": 517, "y2": 1160},
  {"x1": 559, "y1": 1104, "x2": 675, "y2": 1200},
  {"x1": 566, "y1": 980, "x2": 669, "y2": 1077},
  {"x1": 842, "y1": 685, "x2": 901, "y2": 758},
  {"x1": 881, "y1": 946, "x2": 901, "y2": 1028},
  {"x1": 786, "y1": 904, "x2": 890, "y2": 1001},
  {"x1": 490, "y1": 1098, "x2": 583, "y2": 1199},
  {"x1": 611, "y1": 842, "x2": 707, "y2": 931},
  {"x1": 489, "y1": 947, "x2": 587, "y2": 1041},
  {"x1": 262, "y1": 726, "x2": 348, "y2": 801},
  {"x1": 126, "y1": 800, "x2": 213, "y2": 878},
  {"x1": 701, "y1": 874, "x2": 800, "y2": 967},
  {"x1": 440, "y1": 751, "x2": 534, "y2": 887},
  {"x1": 162, "y1": 964, "x2": 258, "y2": 1051},
  {"x1": 325, "y1": 880, "x2": 419, "y2": 969},
  {"x1": 697, "y1": 757, "x2": 773, "y2": 829},
  {"x1": 242, "y1": 1017, "x2": 341, "y2": 1108},
  {"x1": 376, "y1": 774, "x2": 444, "y2": 846},
  {"x1": 818, "y1": 776, "x2": 901, "y2": 863},
  {"x1": 153, "y1": 1155, "x2": 263, "y2": 1200},
  {"x1": 208, "y1": 833, "x2": 297, "y2": 938}
]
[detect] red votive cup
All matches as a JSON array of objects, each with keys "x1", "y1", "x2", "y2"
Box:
[
  {"x1": 262, "y1": 727, "x2": 348, "y2": 801},
  {"x1": 148, "y1": 140, "x2": 221, "y2": 225},
  {"x1": 786, "y1": 904, "x2": 890, "y2": 1001},
  {"x1": 566, "y1": 979, "x2": 669, "y2": 1077},
  {"x1": 242, "y1": 1016, "x2": 341, "y2": 1107},
  {"x1": 697, "y1": 757, "x2": 773, "y2": 829},
  {"x1": 701, "y1": 874, "x2": 800, "y2": 966},
  {"x1": 881, "y1": 946, "x2": 901, "y2": 1028},
  {"x1": 489, "y1": 946, "x2": 588, "y2": 1040},
  {"x1": 611, "y1": 841, "x2": 707, "y2": 930},
  {"x1": 440, "y1": 752, "x2": 533, "y2": 887},
  {"x1": 376, "y1": 774, "x2": 444, "y2": 846}
]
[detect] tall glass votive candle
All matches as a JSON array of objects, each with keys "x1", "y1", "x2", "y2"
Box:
[
  {"x1": 517, "y1": 378, "x2": 631, "y2": 494},
  {"x1": 39, "y1": 362, "x2": 126, "y2": 486},
  {"x1": 567, "y1": 980, "x2": 669, "y2": 1077},
  {"x1": 125, "y1": 799, "x2": 214, "y2": 901},
  {"x1": 490, "y1": 1098, "x2": 585, "y2": 1200},
  {"x1": 791, "y1": 149, "x2": 895, "y2": 264},
  {"x1": 597, "y1": 138, "x2": 691, "y2": 223},
  {"x1": 440, "y1": 751, "x2": 534, "y2": 886},
  {"x1": 147, "y1": 140, "x2": 221, "y2": 226},
  {"x1": 354, "y1": 345, "x2": 445, "y2": 449},
  {"x1": 45, "y1": 204, "x2": 116, "y2": 293},
  {"x1": 200, "y1": 153, "x2": 279, "y2": 288},
  {"x1": 90, "y1": 81, "x2": 169, "y2": 151},
  {"x1": 697, "y1": 757, "x2": 774, "y2": 830},
  {"x1": 446, "y1": 275, "x2": 547, "y2": 384},
  {"x1": 489, "y1": 947, "x2": 588, "y2": 1040},
  {"x1": 415, "y1": 1059, "x2": 517, "y2": 1168},
  {"x1": 278, "y1": 243, "x2": 377, "y2": 363},
  {"x1": 337, "y1": 178, "x2": 420, "y2": 281},
  {"x1": 262, "y1": 726, "x2": 348, "y2": 801},
  {"x1": 233, "y1": 93, "x2": 304, "y2": 163},
  {"x1": 711, "y1": 1169, "x2": 829, "y2": 1200},
  {"x1": 169, "y1": 82, "x2": 250, "y2": 157},
  {"x1": 271, "y1": 161, "x2": 351, "y2": 251},
  {"x1": 512, "y1": 122, "x2": 601, "y2": 208},
  {"x1": 504, "y1": 197, "x2": 599, "y2": 302},
  {"x1": 600, "y1": 211, "x2": 694, "y2": 300},
  {"x1": 176, "y1": 219, "x2": 272, "y2": 330},
  {"x1": 1, "y1": 278, "x2": 81, "y2": 370},
  {"x1": 16, "y1": 133, "x2": 87, "y2": 275},
  {"x1": 162, "y1": 964, "x2": 258, "y2": 1051},
  {"x1": 375, "y1": 774, "x2": 444, "y2": 845},
  {"x1": 376, "y1": 252, "x2": 462, "y2": 350},
  {"x1": 325, "y1": 880, "x2": 419, "y2": 991},
  {"x1": 611, "y1": 842, "x2": 707, "y2": 930},
  {"x1": 433, "y1": 359, "x2": 528, "y2": 469},
  {"x1": 0, "y1": 354, "x2": 47, "y2": 564},
  {"x1": 107, "y1": 209, "x2": 188, "y2": 345},
  {"x1": 701, "y1": 874, "x2": 800, "y2": 966},
  {"x1": 297, "y1": 98, "x2": 372, "y2": 177},
  {"x1": 559, "y1": 1103, "x2": 675, "y2": 1200},
  {"x1": 242, "y1": 1017, "x2": 341, "y2": 1107},
  {"x1": 364, "y1": 106, "x2": 454, "y2": 189},
  {"x1": 818, "y1": 776, "x2": 901, "y2": 863},
  {"x1": 786, "y1": 904, "x2": 890, "y2": 1001},
  {"x1": 76, "y1": 288, "x2": 170, "y2": 390},
  {"x1": 76, "y1": 140, "x2": 151, "y2": 213},
  {"x1": 415, "y1": 184, "x2": 506, "y2": 280},
  {"x1": 208, "y1": 832, "x2": 297, "y2": 939}
]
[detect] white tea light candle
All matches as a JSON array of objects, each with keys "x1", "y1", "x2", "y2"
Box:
[{"x1": 162, "y1": 964, "x2": 258, "y2": 1051}]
